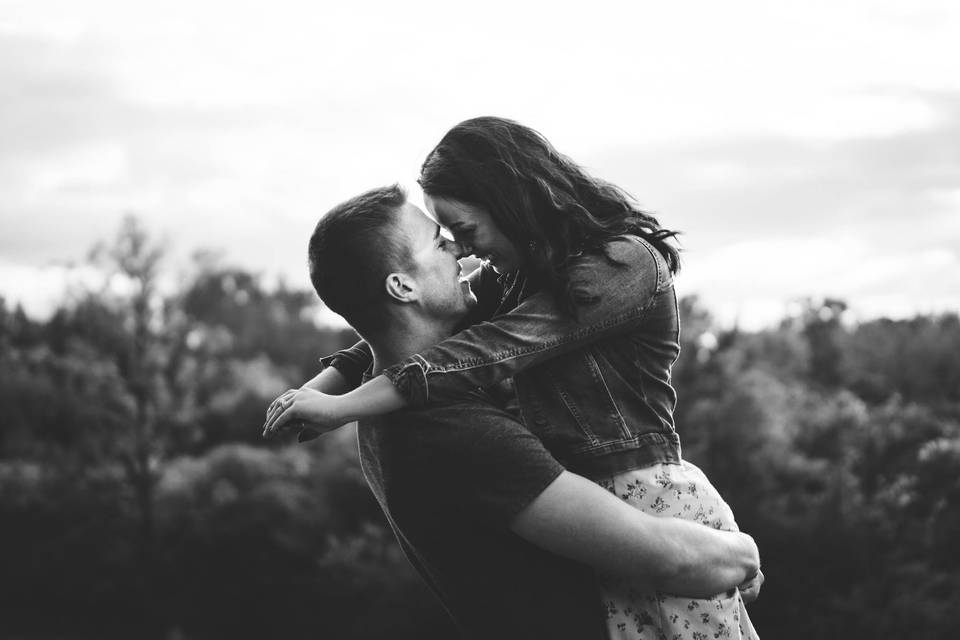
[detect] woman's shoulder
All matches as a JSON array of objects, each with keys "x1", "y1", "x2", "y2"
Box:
[
  {"x1": 567, "y1": 234, "x2": 673, "y2": 293},
  {"x1": 578, "y1": 234, "x2": 664, "y2": 270}
]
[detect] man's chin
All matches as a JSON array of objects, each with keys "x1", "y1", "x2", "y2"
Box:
[{"x1": 449, "y1": 297, "x2": 477, "y2": 333}]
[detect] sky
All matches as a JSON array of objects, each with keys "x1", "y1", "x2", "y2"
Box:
[{"x1": 1, "y1": 0, "x2": 958, "y2": 328}]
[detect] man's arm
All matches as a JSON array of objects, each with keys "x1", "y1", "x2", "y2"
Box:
[
  {"x1": 511, "y1": 471, "x2": 760, "y2": 598},
  {"x1": 300, "y1": 365, "x2": 353, "y2": 394}
]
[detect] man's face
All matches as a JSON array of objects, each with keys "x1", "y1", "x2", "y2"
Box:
[
  {"x1": 398, "y1": 202, "x2": 476, "y2": 323},
  {"x1": 424, "y1": 195, "x2": 522, "y2": 275}
]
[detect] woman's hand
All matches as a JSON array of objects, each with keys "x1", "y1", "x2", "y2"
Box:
[
  {"x1": 263, "y1": 375, "x2": 408, "y2": 441},
  {"x1": 262, "y1": 388, "x2": 351, "y2": 440}
]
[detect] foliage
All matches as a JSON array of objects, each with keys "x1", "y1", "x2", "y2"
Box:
[
  {"x1": 675, "y1": 296, "x2": 960, "y2": 640},
  {"x1": 2, "y1": 222, "x2": 959, "y2": 639}
]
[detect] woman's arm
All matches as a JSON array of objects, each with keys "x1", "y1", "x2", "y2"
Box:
[
  {"x1": 263, "y1": 238, "x2": 666, "y2": 435},
  {"x1": 262, "y1": 367, "x2": 355, "y2": 442},
  {"x1": 263, "y1": 375, "x2": 405, "y2": 438},
  {"x1": 512, "y1": 470, "x2": 761, "y2": 597},
  {"x1": 263, "y1": 340, "x2": 372, "y2": 437},
  {"x1": 263, "y1": 264, "x2": 510, "y2": 437},
  {"x1": 385, "y1": 236, "x2": 666, "y2": 406},
  {"x1": 264, "y1": 263, "x2": 502, "y2": 428},
  {"x1": 309, "y1": 263, "x2": 498, "y2": 393},
  {"x1": 300, "y1": 365, "x2": 352, "y2": 394}
]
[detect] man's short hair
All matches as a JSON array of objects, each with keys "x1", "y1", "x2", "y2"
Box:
[{"x1": 308, "y1": 184, "x2": 411, "y2": 335}]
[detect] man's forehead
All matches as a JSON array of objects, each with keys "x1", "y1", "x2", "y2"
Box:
[{"x1": 400, "y1": 202, "x2": 437, "y2": 233}]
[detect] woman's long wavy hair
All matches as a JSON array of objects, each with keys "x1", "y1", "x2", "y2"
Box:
[{"x1": 418, "y1": 117, "x2": 681, "y2": 299}]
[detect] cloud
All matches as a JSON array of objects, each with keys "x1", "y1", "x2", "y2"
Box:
[
  {"x1": 593, "y1": 92, "x2": 959, "y2": 232},
  {"x1": 583, "y1": 92, "x2": 960, "y2": 325},
  {"x1": 1, "y1": 1, "x2": 958, "y2": 323},
  {"x1": 0, "y1": 28, "x2": 283, "y2": 264}
]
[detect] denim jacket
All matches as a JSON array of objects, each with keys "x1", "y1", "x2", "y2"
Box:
[{"x1": 324, "y1": 235, "x2": 682, "y2": 480}]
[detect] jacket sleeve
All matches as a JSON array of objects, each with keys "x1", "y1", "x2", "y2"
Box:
[
  {"x1": 315, "y1": 264, "x2": 506, "y2": 387},
  {"x1": 381, "y1": 236, "x2": 669, "y2": 406}
]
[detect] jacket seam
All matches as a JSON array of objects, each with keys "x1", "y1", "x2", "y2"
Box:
[
  {"x1": 586, "y1": 350, "x2": 631, "y2": 440},
  {"x1": 419, "y1": 296, "x2": 658, "y2": 376},
  {"x1": 628, "y1": 235, "x2": 667, "y2": 294},
  {"x1": 552, "y1": 361, "x2": 600, "y2": 445}
]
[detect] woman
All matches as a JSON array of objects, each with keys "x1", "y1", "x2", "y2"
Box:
[{"x1": 266, "y1": 117, "x2": 760, "y2": 639}]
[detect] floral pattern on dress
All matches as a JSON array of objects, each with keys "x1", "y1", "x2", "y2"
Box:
[{"x1": 596, "y1": 461, "x2": 759, "y2": 640}]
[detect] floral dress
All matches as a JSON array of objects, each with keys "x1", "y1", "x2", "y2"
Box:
[{"x1": 596, "y1": 461, "x2": 760, "y2": 640}]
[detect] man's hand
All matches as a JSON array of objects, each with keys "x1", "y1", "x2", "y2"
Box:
[
  {"x1": 262, "y1": 388, "x2": 350, "y2": 440},
  {"x1": 738, "y1": 568, "x2": 764, "y2": 603}
]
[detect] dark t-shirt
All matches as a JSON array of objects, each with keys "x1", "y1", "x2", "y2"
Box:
[{"x1": 358, "y1": 393, "x2": 604, "y2": 639}]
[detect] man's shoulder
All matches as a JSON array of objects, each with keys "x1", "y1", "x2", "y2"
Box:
[
  {"x1": 359, "y1": 389, "x2": 558, "y2": 473},
  {"x1": 363, "y1": 390, "x2": 516, "y2": 444},
  {"x1": 359, "y1": 391, "x2": 564, "y2": 531}
]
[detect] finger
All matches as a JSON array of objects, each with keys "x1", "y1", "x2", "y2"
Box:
[
  {"x1": 265, "y1": 390, "x2": 297, "y2": 425},
  {"x1": 274, "y1": 389, "x2": 297, "y2": 408},
  {"x1": 739, "y1": 567, "x2": 762, "y2": 587},
  {"x1": 265, "y1": 403, "x2": 301, "y2": 438},
  {"x1": 262, "y1": 416, "x2": 307, "y2": 439},
  {"x1": 739, "y1": 570, "x2": 763, "y2": 603},
  {"x1": 266, "y1": 396, "x2": 286, "y2": 421},
  {"x1": 265, "y1": 400, "x2": 285, "y2": 427},
  {"x1": 265, "y1": 397, "x2": 283, "y2": 425},
  {"x1": 263, "y1": 401, "x2": 291, "y2": 438},
  {"x1": 264, "y1": 391, "x2": 299, "y2": 433}
]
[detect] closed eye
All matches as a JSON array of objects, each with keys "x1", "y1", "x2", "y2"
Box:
[{"x1": 452, "y1": 227, "x2": 475, "y2": 245}]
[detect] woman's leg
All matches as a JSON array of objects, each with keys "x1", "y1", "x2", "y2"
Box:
[{"x1": 596, "y1": 461, "x2": 759, "y2": 640}]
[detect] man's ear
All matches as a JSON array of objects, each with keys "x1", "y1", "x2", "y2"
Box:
[{"x1": 384, "y1": 272, "x2": 418, "y2": 303}]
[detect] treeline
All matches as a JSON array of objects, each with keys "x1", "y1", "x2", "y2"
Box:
[
  {"x1": 673, "y1": 298, "x2": 960, "y2": 638},
  {"x1": 1, "y1": 219, "x2": 958, "y2": 639}
]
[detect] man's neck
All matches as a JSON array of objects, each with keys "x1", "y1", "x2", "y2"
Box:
[{"x1": 366, "y1": 314, "x2": 457, "y2": 375}]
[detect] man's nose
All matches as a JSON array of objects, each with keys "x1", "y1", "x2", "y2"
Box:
[{"x1": 450, "y1": 241, "x2": 470, "y2": 259}]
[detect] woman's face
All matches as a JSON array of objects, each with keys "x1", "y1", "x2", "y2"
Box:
[{"x1": 424, "y1": 195, "x2": 523, "y2": 274}]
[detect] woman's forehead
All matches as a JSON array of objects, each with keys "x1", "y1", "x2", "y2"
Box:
[{"x1": 427, "y1": 196, "x2": 476, "y2": 226}]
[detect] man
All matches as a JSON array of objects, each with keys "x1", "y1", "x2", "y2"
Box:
[{"x1": 265, "y1": 185, "x2": 760, "y2": 638}]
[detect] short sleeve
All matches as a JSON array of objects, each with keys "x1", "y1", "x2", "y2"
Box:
[
  {"x1": 422, "y1": 401, "x2": 565, "y2": 527},
  {"x1": 319, "y1": 340, "x2": 373, "y2": 386}
]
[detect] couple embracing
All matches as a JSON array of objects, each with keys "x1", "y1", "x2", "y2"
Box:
[{"x1": 263, "y1": 117, "x2": 762, "y2": 639}]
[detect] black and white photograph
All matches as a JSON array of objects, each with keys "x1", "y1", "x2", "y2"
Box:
[{"x1": 1, "y1": 1, "x2": 958, "y2": 638}]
